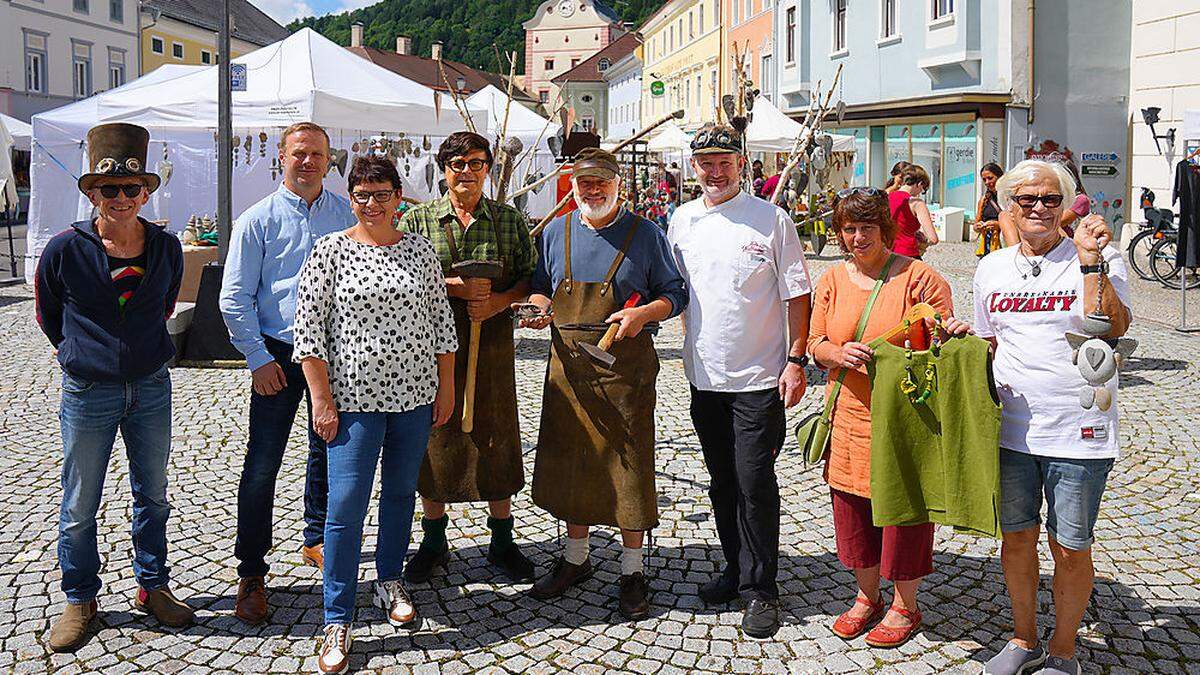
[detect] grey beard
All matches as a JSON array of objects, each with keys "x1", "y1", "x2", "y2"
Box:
[{"x1": 578, "y1": 193, "x2": 619, "y2": 222}]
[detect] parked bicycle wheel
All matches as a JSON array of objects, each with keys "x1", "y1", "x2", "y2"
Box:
[
  {"x1": 1149, "y1": 237, "x2": 1200, "y2": 290},
  {"x1": 1126, "y1": 228, "x2": 1160, "y2": 281}
]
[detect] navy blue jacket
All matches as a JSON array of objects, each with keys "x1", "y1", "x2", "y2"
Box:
[{"x1": 35, "y1": 218, "x2": 183, "y2": 382}]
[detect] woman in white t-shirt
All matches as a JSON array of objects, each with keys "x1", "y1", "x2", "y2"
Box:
[{"x1": 961, "y1": 160, "x2": 1132, "y2": 675}]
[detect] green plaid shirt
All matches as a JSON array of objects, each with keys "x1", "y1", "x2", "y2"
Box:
[{"x1": 399, "y1": 195, "x2": 536, "y2": 290}]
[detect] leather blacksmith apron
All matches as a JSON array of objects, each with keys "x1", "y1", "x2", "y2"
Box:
[
  {"x1": 531, "y1": 214, "x2": 660, "y2": 531},
  {"x1": 417, "y1": 219, "x2": 524, "y2": 503}
]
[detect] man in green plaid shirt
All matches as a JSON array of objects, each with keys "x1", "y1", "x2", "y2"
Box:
[{"x1": 398, "y1": 131, "x2": 539, "y2": 586}]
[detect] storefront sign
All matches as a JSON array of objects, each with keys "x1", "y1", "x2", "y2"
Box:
[
  {"x1": 1082, "y1": 164, "x2": 1118, "y2": 176},
  {"x1": 650, "y1": 81, "x2": 665, "y2": 97}
]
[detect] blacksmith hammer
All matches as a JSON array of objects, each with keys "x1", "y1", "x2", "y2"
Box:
[
  {"x1": 452, "y1": 259, "x2": 504, "y2": 433},
  {"x1": 578, "y1": 292, "x2": 641, "y2": 370}
]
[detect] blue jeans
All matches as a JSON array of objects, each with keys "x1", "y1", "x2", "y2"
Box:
[
  {"x1": 235, "y1": 336, "x2": 328, "y2": 578},
  {"x1": 324, "y1": 406, "x2": 432, "y2": 625},
  {"x1": 58, "y1": 366, "x2": 173, "y2": 603},
  {"x1": 999, "y1": 449, "x2": 1114, "y2": 551}
]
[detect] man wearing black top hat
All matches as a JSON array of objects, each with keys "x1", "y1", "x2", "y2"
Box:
[{"x1": 35, "y1": 123, "x2": 191, "y2": 653}]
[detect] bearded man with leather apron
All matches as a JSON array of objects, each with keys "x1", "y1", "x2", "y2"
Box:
[
  {"x1": 519, "y1": 148, "x2": 688, "y2": 620},
  {"x1": 399, "y1": 132, "x2": 538, "y2": 583}
]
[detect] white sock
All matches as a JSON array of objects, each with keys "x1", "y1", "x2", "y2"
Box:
[
  {"x1": 620, "y1": 546, "x2": 643, "y2": 576},
  {"x1": 564, "y1": 536, "x2": 589, "y2": 565}
]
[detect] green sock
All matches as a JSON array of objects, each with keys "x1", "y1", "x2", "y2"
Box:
[
  {"x1": 419, "y1": 515, "x2": 448, "y2": 551},
  {"x1": 488, "y1": 516, "x2": 514, "y2": 550}
]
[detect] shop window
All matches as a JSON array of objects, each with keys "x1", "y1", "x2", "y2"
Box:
[{"x1": 942, "y1": 121, "x2": 977, "y2": 214}]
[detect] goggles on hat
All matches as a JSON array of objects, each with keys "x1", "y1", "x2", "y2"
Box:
[{"x1": 690, "y1": 127, "x2": 741, "y2": 154}]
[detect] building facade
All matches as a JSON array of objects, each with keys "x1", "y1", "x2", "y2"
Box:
[
  {"x1": 0, "y1": 0, "x2": 139, "y2": 121},
  {"x1": 774, "y1": 0, "x2": 1131, "y2": 223},
  {"x1": 640, "y1": 0, "x2": 724, "y2": 132},
  {"x1": 725, "y1": 0, "x2": 776, "y2": 104},
  {"x1": 553, "y1": 33, "x2": 639, "y2": 138},
  {"x1": 604, "y1": 50, "x2": 642, "y2": 142},
  {"x1": 1128, "y1": 2, "x2": 1200, "y2": 221},
  {"x1": 139, "y1": 0, "x2": 287, "y2": 75},
  {"x1": 523, "y1": 0, "x2": 626, "y2": 107}
]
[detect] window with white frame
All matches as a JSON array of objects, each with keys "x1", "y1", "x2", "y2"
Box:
[
  {"x1": 733, "y1": 0, "x2": 740, "y2": 24},
  {"x1": 881, "y1": 0, "x2": 897, "y2": 37},
  {"x1": 151, "y1": 36, "x2": 164, "y2": 54},
  {"x1": 689, "y1": 11, "x2": 694, "y2": 38},
  {"x1": 201, "y1": 50, "x2": 212, "y2": 65},
  {"x1": 833, "y1": 0, "x2": 848, "y2": 52},
  {"x1": 699, "y1": 5, "x2": 705, "y2": 33},
  {"x1": 710, "y1": 69, "x2": 717, "y2": 108},
  {"x1": 745, "y1": 0, "x2": 753, "y2": 20},
  {"x1": 24, "y1": 32, "x2": 47, "y2": 94},
  {"x1": 932, "y1": 0, "x2": 953, "y2": 20},
  {"x1": 108, "y1": 48, "x2": 126, "y2": 89},
  {"x1": 598, "y1": 58, "x2": 610, "y2": 71},
  {"x1": 760, "y1": 54, "x2": 772, "y2": 97},
  {"x1": 74, "y1": 0, "x2": 89, "y2": 13},
  {"x1": 785, "y1": 7, "x2": 796, "y2": 63},
  {"x1": 110, "y1": 0, "x2": 123, "y2": 22},
  {"x1": 73, "y1": 41, "x2": 93, "y2": 98},
  {"x1": 172, "y1": 42, "x2": 184, "y2": 59}
]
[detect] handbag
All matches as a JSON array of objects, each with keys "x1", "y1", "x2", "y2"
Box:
[{"x1": 795, "y1": 254, "x2": 896, "y2": 465}]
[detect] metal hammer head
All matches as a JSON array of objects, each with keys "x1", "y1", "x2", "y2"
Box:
[
  {"x1": 451, "y1": 259, "x2": 503, "y2": 280},
  {"x1": 579, "y1": 341, "x2": 616, "y2": 370}
]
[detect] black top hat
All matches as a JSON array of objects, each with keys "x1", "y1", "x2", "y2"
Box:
[{"x1": 78, "y1": 123, "x2": 161, "y2": 194}]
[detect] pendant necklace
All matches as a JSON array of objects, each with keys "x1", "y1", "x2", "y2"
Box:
[{"x1": 1016, "y1": 236, "x2": 1062, "y2": 279}]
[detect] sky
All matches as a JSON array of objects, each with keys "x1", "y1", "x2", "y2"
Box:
[{"x1": 254, "y1": 0, "x2": 377, "y2": 25}]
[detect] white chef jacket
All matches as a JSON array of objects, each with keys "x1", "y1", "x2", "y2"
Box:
[{"x1": 667, "y1": 191, "x2": 812, "y2": 393}]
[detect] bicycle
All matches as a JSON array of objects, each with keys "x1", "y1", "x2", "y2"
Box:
[
  {"x1": 1148, "y1": 232, "x2": 1200, "y2": 290},
  {"x1": 1127, "y1": 207, "x2": 1175, "y2": 281}
]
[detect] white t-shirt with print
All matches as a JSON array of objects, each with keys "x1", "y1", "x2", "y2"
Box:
[
  {"x1": 668, "y1": 191, "x2": 813, "y2": 393},
  {"x1": 972, "y1": 238, "x2": 1130, "y2": 459}
]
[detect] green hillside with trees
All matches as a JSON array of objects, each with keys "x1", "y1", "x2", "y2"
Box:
[{"x1": 288, "y1": 0, "x2": 662, "y2": 73}]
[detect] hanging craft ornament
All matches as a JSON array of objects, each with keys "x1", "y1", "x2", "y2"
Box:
[
  {"x1": 423, "y1": 135, "x2": 432, "y2": 151},
  {"x1": 243, "y1": 135, "x2": 253, "y2": 165},
  {"x1": 232, "y1": 135, "x2": 241, "y2": 164},
  {"x1": 259, "y1": 131, "x2": 268, "y2": 157},
  {"x1": 424, "y1": 161, "x2": 435, "y2": 192}
]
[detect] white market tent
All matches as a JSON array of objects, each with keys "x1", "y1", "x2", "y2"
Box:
[
  {"x1": 466, "y1": 85, "x2": 559, "y2": 143},
  {"x1": 0, "y1": 116, "x2": 17, "y2": 212},
  {"x1": 1, "y1": 114, "x2": 31, "y2": 152},
  {"x1": 646, "y1": 121, "x2": 692, "y2": 153},
  {"x1": 24, "y1": 28, "x2": 496, "y2": 281},
  {"x1": 745, "y1": 95, "x2": 855, "y2": 153}
]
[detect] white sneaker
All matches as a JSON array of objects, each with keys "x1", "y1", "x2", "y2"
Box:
[
  {"x1": 373, "y1": 579, "x2": 417, "y2": 627},
  {"x1": 317, "y1": 623, "x2": 352, "y2": 674}
]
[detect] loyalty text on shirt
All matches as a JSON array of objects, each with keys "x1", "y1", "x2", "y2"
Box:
[{"x1": 987, "y1": 291, "x2": 1077, "y2": 313}]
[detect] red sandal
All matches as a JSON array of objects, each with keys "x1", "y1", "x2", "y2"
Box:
[
  {"x1": 864, "y1": 606, "x2": 922, "y2": 648},
  {"x1": 831, "y1": 595, "x2": 887, "y2": 639}
]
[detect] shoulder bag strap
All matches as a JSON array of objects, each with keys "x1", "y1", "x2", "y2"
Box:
[
  {"x1": 563, "y1": 211, "x2": 574, "y2": 294},
  {"x1": 600, "y1": 213, "x2": 639, "y2": 297},
  {"x1": 819, "y1": 254, "x2": 896, "y2": 422}
]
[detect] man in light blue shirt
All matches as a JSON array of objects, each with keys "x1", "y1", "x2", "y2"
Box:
[{"x1": 219, "y1": 122, "x2": 354, "y2": 625}]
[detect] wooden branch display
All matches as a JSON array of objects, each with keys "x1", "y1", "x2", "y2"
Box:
[{"x1": 770, "y1": 63, "x2": 844, "y2": 204}]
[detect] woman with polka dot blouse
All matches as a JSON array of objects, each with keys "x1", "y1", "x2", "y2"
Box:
[{"x1": 292, "y1": 155, "x2": 458, "y2": 675}]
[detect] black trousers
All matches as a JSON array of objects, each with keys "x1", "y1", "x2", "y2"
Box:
[{"x1": 689, "y1": 385, "x2": 785, "y2": 600}]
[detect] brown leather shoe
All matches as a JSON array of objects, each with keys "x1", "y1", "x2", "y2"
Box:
[
  {"x1": 235, "y1": 576, "x2": 268, "y2": 625},
  {"x1": 48, "y1": 600, "x2": 97, "y2": 653},
  {"x1": 302, "y1": 543, "x2": 324, "y2": 569},
  {"x1": 618, "y1": 572, "x2": 651, "y2": 621},
  {"x1": 134, "y1": 586, "x2": 194, "y2": 628},
  {"x1": 527, "y1": 557, "x2": 593, "y2": 600}
]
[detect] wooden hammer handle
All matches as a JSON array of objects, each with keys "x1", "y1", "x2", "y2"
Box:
[
  {"x1": 597, "y1": 292, "x2": 642, "y2": 352},
  {"x1": 461, "y1": 320, "x2": 482, "y2": 433}
]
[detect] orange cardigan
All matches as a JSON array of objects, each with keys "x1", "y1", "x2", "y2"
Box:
[{"x1": 807, "y1": 259, "x2": 954, "y2": 498}]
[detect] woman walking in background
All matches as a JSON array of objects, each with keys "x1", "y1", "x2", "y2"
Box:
[{"x1": 976, "y1": 163, "x2": 1005, "y2": 256}]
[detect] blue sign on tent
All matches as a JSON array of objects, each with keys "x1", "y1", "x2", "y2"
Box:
[{"x1": 230, "y1": 64, "x2": 247, "y2": 92}]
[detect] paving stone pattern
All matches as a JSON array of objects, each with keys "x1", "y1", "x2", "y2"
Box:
[{"x1": 0, "y1": 243, "x2": 1196, "y2": 674}]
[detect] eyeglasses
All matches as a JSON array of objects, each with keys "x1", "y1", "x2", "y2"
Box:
[
  {"x1": 350, "y1": 189, "x2": 398, "y2": 204},
  {"x1": 1012, "y1": 194, "x2": 1064, "y2": 209},
  {"x1": 835, "y1": 187, "x2": 885, "y2": 200},
  {"x1": 447, "y1": 158, "x2": 489, "y2": 173},
  {"x1": 96, "y1": 184, "x2": 144, "y2": 199}
]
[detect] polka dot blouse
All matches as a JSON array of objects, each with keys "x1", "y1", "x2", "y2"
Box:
[{"x1": 292, "y1": 231, "x2": 458, "y2": 413}]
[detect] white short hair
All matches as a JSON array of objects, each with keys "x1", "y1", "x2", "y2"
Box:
[{"x1": 995, "y1": 159, "x2": 1076, "y2": 209}]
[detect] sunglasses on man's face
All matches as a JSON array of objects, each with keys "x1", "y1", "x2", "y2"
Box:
[
  {"x1": 96, "y1": 184, "x2": 145, "y2": 199},
  {"x1": 350, "y1": 189, "x2": 398, "y2": 205},
  {"x1": 1012, "y1": 193, "x2": 1064, "y2": 209},
  {"x1": 447, "y1": 158, "x2": 488, "y2": 173}
]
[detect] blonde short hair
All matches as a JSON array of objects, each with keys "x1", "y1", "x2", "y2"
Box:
[
  {"x1": 995, "y1": 159, "x2": 1076, "y2": 209},
  {"x1": 280, "y1": 122, "x2": 330, "y2": 150}
]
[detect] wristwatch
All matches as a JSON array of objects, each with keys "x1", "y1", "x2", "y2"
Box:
[
  {"x1": 786, "y1": 354, "x2": 809, "y2": 368},
  {"x1": 1080, "y1": 261, "x2": 1109, "y2": 275}
]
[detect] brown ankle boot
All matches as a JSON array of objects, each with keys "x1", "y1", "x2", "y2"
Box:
[
  {"x1": 49, "y1": 600, "x2": 97, "y2": 653},
  {"x1": 134, "y1": 586, "x2": 194, "y2": 627},
  {"x1": 235, "y1": 576, "x2": 268, "y2": 625},
  {"x1": 528, "y1": 557, "x2": 593, "y2": 600},
  {"x1": 301, "y1": 543, "x2": 324, "y2": 569}
]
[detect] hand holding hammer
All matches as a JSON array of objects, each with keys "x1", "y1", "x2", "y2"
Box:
[{"x1": 451, "y1": 259, "x2": 504, "y2": 433}]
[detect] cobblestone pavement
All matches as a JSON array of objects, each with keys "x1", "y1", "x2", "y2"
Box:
[{"x1": 0, "y1": 242, "x2": 1196, "y2": 674}]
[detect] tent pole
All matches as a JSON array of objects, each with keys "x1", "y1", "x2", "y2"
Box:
[{"x1": 217, "y1": 0, "x2": 232, "y2": 264}]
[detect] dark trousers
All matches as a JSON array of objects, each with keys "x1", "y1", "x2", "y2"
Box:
[
  {"x1": 689, "y1": 385, "x2": 785, "y2": 600},
  {"x1": 235, "y1": 336, "x2": 328, "y2": 578}
]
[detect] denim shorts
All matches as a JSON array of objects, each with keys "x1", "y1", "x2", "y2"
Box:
[{"x1": 999, "y1": 448, "x2": 1114, "y2": 551}]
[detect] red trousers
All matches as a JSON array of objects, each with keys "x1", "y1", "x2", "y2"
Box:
[{"x1": 831, "y1": 488, "x2": 934, "y2": 581}]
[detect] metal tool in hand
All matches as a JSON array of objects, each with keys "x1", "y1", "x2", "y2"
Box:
[
  {"x1": 452, "y1": 259, "x2": 504, "y2": 433},
  {"x1": 578, "y1": 292, "x2": 642, "y2": 370}
]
